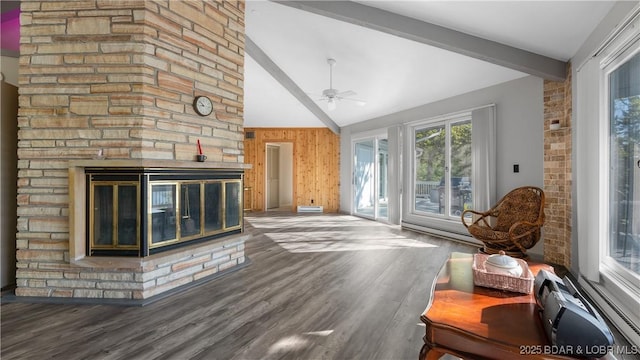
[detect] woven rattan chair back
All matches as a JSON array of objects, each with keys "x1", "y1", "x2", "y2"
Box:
[{"x1": 462, "y1": 186, "x2": 545, "y2": 258}]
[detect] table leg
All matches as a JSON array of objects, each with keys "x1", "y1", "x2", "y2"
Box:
[{"x1": 420, "y1": 343, "x2": 445, "y2": 360}]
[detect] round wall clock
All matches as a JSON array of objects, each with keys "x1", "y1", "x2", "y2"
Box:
[{"x1": 193, "y1": 96, "x2": 213, "y2": 116}]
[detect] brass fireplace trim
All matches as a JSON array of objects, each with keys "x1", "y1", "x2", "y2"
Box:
[
  {"x1": 147, "y1": 179, "x2": 242, "y2": 250},
  {"x1": 69, "y1": 160, "x2": 251, "y2": 261},
  {"x1": 89, "y1": 181, "x2": 141, "y2": 251}
]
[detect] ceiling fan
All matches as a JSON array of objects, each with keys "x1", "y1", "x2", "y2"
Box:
[{"x1": 315, "y1": 58, "x2": 366, "y2": 111}]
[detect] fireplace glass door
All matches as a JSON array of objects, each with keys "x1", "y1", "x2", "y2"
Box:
[
  {"x1": 87, "y1": 168, "x2": 244, "y2": 256},
  {"x1": 225, "y1": 182, "x2": 241, "y2": 227},
  {"x1": 91, "y1": 182, "x2": 140, "y2": 251},
  {"x1": 150, "y1": 183, "x2": 177, "y2": 245},
  {"x1": 205, "y1": 182, "x2": 223, "y2": 232},
  {"x1": 180, "y1": 183, "x2": 201, "y2": 238},
  {"x1": 149, "y1": 180, "x2": 243, "y2": 250}
]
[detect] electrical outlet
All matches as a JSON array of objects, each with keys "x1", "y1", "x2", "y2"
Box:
[{"x1": 513, "y1": 164, "x2": 520, "y2": 173}]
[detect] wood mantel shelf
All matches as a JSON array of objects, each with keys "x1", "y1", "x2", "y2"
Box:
[
  {"x1": 419, "y1": 253, "x2": 604, "y2": 360},
  {"x1": 69, "y1": 159, "x2": 252, "y2": 170}
]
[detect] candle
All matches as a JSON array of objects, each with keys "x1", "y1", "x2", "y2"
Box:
[{"x1": 197, "y1": 139, "x2": 203, "y2": 155}]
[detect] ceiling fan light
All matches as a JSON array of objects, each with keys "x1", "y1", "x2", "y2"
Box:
[{"x1": 327, "y1": 98, "x2": 336, "y2": 111}]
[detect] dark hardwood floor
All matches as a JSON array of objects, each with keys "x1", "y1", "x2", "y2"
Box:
[{"x1": 1, "y1": 213, "x2": 476, "y2": 360}]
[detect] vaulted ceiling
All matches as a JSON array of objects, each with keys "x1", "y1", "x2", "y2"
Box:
[
  {"x1": 244, "y1": 1, "x2": 617, "y2": 131},
  {"x1": 1, "y1": 1, "x2": 620, "y2": 131}
]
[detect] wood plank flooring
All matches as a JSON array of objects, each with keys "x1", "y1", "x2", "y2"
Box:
[{"x1": 1, "y1": 213, "x2": 476, "y2": 360}]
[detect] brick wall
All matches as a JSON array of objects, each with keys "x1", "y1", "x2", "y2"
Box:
[
  {"x1": 16, "y1": 0, "x2": 246, "y2": 299},
  {"x1": 543, "y1": 63, "x2": 572, "y2": 267}
]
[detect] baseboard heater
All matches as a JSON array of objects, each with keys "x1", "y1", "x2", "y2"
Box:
[{"x1": 297, "y1": 205, "x2": 323, "y2": 213}]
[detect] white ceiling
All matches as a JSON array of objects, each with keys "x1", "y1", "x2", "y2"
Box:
[{"x1": 243, "y1": 1, "x2": 617, "y2": 129}]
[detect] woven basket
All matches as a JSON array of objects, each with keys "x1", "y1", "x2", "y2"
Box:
[{"x1": 472, "y1": 253, "x2": 534, "y2": 294}]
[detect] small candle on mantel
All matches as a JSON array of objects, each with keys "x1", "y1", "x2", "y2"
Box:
[{"x1": 197, "y1": 139, "x2": 203, "y2": 155}]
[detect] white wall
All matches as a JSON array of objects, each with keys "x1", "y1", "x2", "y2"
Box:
[
  {"x1": 1, "y1": 56, "x2": 19, "y2": 87},
  {"x1": 1, "y1": 79, "x2": 18, "y2": 289},
  {"x1": 341, "y1": 75, "x2": 544, "y2": 211},
  {"x1": 340, "y1": 75, "x2": 544, "y2": 253}
]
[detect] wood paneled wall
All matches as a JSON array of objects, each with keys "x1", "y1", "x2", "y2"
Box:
[{"x1": 243, "y1": 128, "x2": 340, "y2": 212}]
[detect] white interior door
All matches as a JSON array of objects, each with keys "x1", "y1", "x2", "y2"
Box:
[{"x1": 267, "y1": 145, "x2": 280, "y2": 209}]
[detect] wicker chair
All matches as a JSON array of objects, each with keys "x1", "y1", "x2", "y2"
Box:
[{"x1": 461, "y1": 186, "x2": 545, "y2": 258}]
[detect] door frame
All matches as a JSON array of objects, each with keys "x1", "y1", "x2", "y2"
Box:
[
  {"x1": 266, "y1": 144, "x2": 280, "y2": 210},
  {"x1": 351, "y1": 131, "x2": 388, "y2": 221},
  {"x1": 264, "y1": 141, "x2": 295, "y2": 212}
]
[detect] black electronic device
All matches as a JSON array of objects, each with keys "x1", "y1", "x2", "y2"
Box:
[{"x1": 534, "y1": 270, "x2": 614, "y2": 357}]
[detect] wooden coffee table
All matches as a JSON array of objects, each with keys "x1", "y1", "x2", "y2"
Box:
[{"x1": 420, "y1": 252, "x2": 585, "y2": 360}]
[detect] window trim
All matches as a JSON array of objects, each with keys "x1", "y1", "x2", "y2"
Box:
[
  {"x1": 410, "y1": 113, "x2": 472, "y2": 219},
  {"x1": 575, "y1": 6, "x2": 640, "y2": 345},
  {"x1": 402, "y1": 105, "x2": 495, "y2": 240},
  {"x1": 601, "y1": 41, "x2": 640, "y2": 290}
]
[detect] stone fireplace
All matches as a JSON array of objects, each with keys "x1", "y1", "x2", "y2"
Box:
[
  {"x1": 16, "y1": 1, "x2": 248, "y2": 300},
  {"x1": 84, "y1": 166, "x2": 243, "y2": 257}
]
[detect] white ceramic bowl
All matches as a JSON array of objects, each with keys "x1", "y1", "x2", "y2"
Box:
[{"x1": 484, "y1": 251, "x2": 523, "y2": 277}]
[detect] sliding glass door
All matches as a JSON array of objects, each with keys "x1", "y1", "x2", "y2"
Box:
[{"x1": 353, "y1": 137, "x2": 388, "y2": 220}]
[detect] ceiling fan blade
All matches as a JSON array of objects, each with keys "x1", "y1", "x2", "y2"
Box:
[
  {"x1": 336, "y1": 90, "x2": 356, "y2": 98},
  {"x1": 312, "y1": 59, "x2": 364, "y2": 110},
  {"x1": 339, "y1": 97, "x2": 367, "y2": 106}
]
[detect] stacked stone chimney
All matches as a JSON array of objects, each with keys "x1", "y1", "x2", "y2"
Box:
[
  {"x1": 16, "y1": 0, "x2": 246, "y2": 300},
  {"x1": 543, "y1": 63, "x2": 572, "y2": 268}
]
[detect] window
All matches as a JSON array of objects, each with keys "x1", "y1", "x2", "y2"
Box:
[
  {"x1": 576, "y1": 9, "x2": 640, "y2": 344},
  {"x1": 413, "y1": 115, "x2": 472, "y2": 219},
  {"x1": 607, "y1": 51, "x2": 640, "y2": 278},
  {"x1": 403, "y1": 106, "x2": 495, "y2": 237}
]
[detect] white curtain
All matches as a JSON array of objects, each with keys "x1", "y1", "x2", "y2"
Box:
[
  {"x1": 576, "y1": 58, "x2": 602, "y2": 282},
  {"x1": 471, "y1": 105, "x2": 496, "y2": 212},
  {"x1": 387, "y1": 125, "x2": 402, "y2": 225}
]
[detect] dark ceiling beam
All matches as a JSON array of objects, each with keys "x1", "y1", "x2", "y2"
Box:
[
  {"x1": 245, "y1": 36, "x2": 340, "y2": 134},
  {"x1": 274, "y1": 1, "x2": 567, "y2": 81}
]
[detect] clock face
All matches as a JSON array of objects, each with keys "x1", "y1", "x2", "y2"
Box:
[{"x1": 194, "y1": 96, "x2": 213, "y2": 116}]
